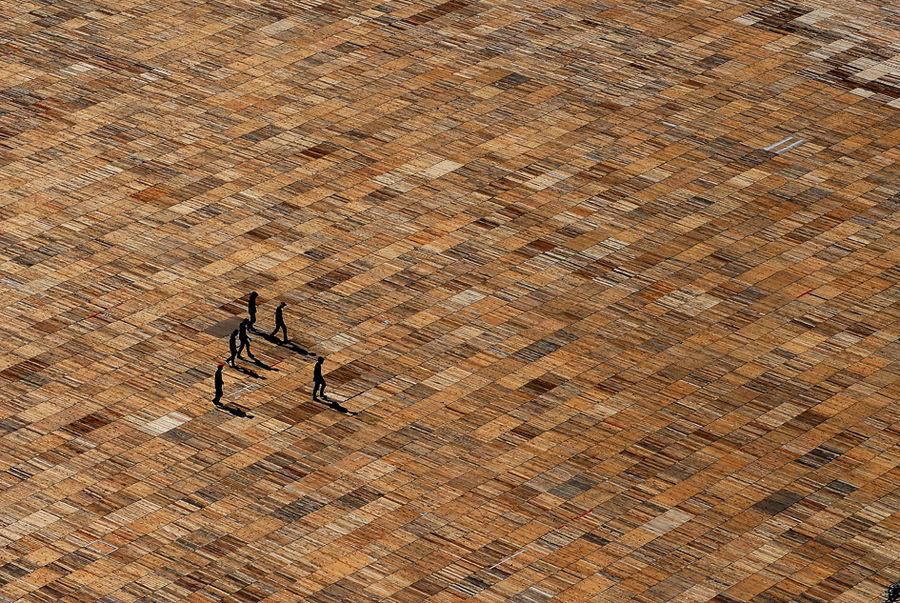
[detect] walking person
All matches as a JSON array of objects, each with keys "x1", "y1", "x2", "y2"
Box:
[
  {"x1": 227, "y1": 329, "x2": 239, "y2": 367},
  {"x1": 270, "y1": 301, "x2": 288, "y2": 343},
  {"x1": 312, "y1": 356, "x2": 328, "y2": 401},
  {"x1": 247, "y1": 291, "x2": 259, "y2": 331},
  {"x1": 237, "y1": 318, "x2": 255, "y2": 359},
  {"x1": 213, "y1": 364, "x2": 225, "y2": 406}
]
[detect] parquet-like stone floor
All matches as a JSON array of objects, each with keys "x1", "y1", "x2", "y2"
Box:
[{"x1": 0, "y1": 0, "x2": 898, "y2": 601}]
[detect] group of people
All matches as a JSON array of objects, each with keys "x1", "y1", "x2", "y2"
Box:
[
  {"x1": 231, "y1": 291, "x2": 287, "y2": 361},
  {"x1": 212, "y1": 292, "x2": 331, "y2": 412}
]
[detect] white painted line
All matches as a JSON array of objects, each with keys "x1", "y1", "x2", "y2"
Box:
[
  {"x1": 763, "y1": 136, "x2": 793, "y2": 151},
  {"x1": 85, "y1": 539, "x2": 119, "y2": 556},
  {"x1": 775, "y1": 138, "x2": 806, "y2": 154},
  {"x1": 487, "y1": 548, "x2": 526, "y2": 570},
  {"x1": 227, "y1": 382, "x2": 262, "y2": 400}
]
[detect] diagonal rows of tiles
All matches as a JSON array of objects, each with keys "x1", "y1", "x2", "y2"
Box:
[{"x1": 0, "y1": 0, "x2": 898, "y2": 601}]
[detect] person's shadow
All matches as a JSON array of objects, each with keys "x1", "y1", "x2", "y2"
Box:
[
  {"x1": 313, "y1": 396, "x2": 358, "y2": 415},
  {"x1": 260, "y1": 333, "x2": 316, "y2": 357},
  {"x1": 214, "y1": 401, "x2": 254, "y2": 418},
  {"x1": 231, "y1": 364, "x2": 266, "y2": 380},
  {"x1": 249, "y1": 357, "x2": 279, "y2": 371}
]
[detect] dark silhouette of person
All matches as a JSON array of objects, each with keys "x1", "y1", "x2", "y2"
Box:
[
  {"x1": 270, "y1": 302, "x2": 288, "y2": 343},
  {"x1": 227, "y1": 329, "x2": 239, "y2": 366},
  {"x1": 213, "y1": 364, "x2": 224, "y2": 406},
  {"x1": 312, "y1": 356, "x2": 327, "y2": 400},
  {"x1": 247, "y1": 291, "x2": 259, "y2": 331},
  {"x1": 237, "y1": 318, "x2": 254, "y2": 359}
]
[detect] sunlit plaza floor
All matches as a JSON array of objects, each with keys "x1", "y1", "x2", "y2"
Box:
[{"x1": 0, "y1": 0, "x2": 898, "y2": 601}]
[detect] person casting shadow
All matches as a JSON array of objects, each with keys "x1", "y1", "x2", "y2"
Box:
[
  {"x1": 247, "y1": 291, "x2": 259, "y2": 331},
  {"x1": 227, "y1": 329, "x2": 239, "y2": 367},
  {"x1": 270, "y1": 301, "x2": 288, "y2": 343},
  {"x1": 213, "y1": 364, "x2": 224, "y2": 406},
  {"x1": 237, "y1": 318, "x2": 255, "y2": 360},
  {"x1": 312, "y1": 356, "x2": 328, "y2": 401}
]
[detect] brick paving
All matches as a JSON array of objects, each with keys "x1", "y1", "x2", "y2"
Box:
[{"x1": 0, "y1": 0, "x2": 898, "y2": 601}]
